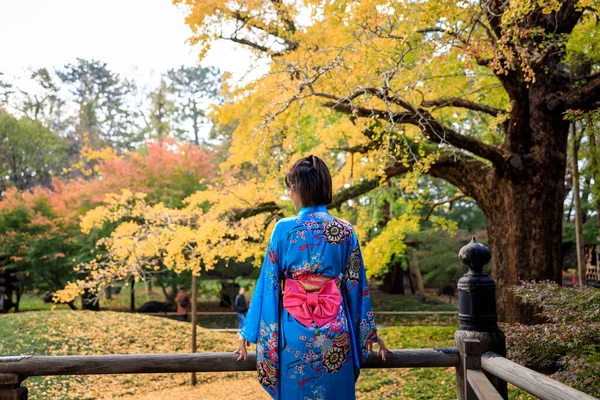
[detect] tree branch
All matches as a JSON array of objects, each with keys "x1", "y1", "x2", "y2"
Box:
[
  {"x1": 328, "y1": 180, "x2": 379, "y2": 210},
  {"x1": 423, "y1": 195, "x2": 466, "y2": 221},
  {"x1": 231, "y1": 161, "x2": 414, "y2": 220},
  {"x1": 231, "y1": 149, "x2": 492, "y2": 223},
  {"x1": 223, "y1": 36, "x2": 273, "y2": 54},
  {"x1": 574, "y1": 71, "x2": 600, "y2": 82},
  {"x1": 428, "y1": 151, "x2": 491, "y2": 204},
  {"x1": 232, "y1": 201, "x2": 281, "y2": 221},
  {"x1": 327, "y1": 142, "x2": 378, "y2": 154},
  {"x1": 421, "y1": 97, "x2": 504, "y2": 117},
  {"x1": 270, "y1": 0, "x2": 296, "y2": 34},
  {"x1": 225, "y1": 9, "x2": 297, "y2": 55},
  {"x1": 322, "y1": 101, "x2": 506, "y2": 166},
  {"x1": 562, "y1": 76, "x2": 600, "y2": 111}
]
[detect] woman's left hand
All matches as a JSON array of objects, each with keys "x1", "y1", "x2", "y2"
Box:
[
  {"x1": 234, "y1": 335, "x2": 251, "y2": 361},
  {"x1": 367, "y1": 335, "x2": 390, "y2": 361}
]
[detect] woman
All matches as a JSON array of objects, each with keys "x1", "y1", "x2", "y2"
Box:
[{"x1": 235, "y1": 155, "x2": 388, "y2": 399}]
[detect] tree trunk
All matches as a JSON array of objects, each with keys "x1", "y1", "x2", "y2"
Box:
[
  {"x1": 458, "y1": 59, "x2": 571, "y2": 323},
  {"x1": 409, "y1": 249, "x2": 425, "y2": 295},
  {"x1": 580, "y1": 175, "x2": 592, "y2": 225},
  {"x1": 130, "y1": 277, "x2": 135, "y2": 312},
  {"x1": 404, "y1": 261, "x2": 416, "y2": 294},
  {"x1": 192, "y1": 113, "x2": 200, "y2": 146},
  {"x1": 482, "y1": 173, "x2": 564, "y2": 322},
  {"x1": 15, "y1": 284, "x2": 24, "y2": 312},
  {"x1": 381, "y1": 259, "x2": 405, "y2": 294},
  {"x1": 191, "y1": 273, "x2": 198, "y2": 386},
  {"x1": 158, "y1": 280, "x2": 174, "y2": 303},
  {"x1": 564, "y1": 182, "x2": 574, "y2": 222},
  {"x1": 81, "y1": 289, "x2": 100, "y2": 311},
  {"x1": 571, "y1": 123, "x2": 586, "y2": 286},
  {"x1": 586, "y1": 119, "x2": 600, "y2": 242}
]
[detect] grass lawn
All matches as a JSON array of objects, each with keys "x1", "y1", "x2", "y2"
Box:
[
  {"x1": 370, "y1": 293, "x2": 457, "y2": 312},
  {"x1": 15, "y1": 284, "x2": 459, "y2": 329},
  {"x1": 0, "y1": 311, "x2": 533, "y2": 399},
  {"x1": 17, "y1": 283, "x2": 456, "y2": 314},
  {"x1": 15, "y1": 278, "x2": 258, "y2": 312}
]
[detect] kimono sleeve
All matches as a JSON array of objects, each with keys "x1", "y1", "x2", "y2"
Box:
[
  {"x1": 343, "y1": 230, "x2": 378, "y2": 362},
  {"x1": 240, "y1": 224, "x2": 281, "y2": 344}
]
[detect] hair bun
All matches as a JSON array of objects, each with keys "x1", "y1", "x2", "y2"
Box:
[
  {"x1": 302, "y1": 155, "x2": 315, "y2": 169},
  {"x1": 307, "y1": 154, "x2": 316, "y2": 169}
]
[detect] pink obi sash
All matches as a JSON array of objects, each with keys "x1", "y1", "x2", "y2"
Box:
[{"x1": 282, "y1": 276, "x2": 342, "y2": 328}]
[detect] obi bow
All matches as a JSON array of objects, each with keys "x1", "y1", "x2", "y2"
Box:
[{"x1": 283, "y1": 277, "x2": 342, "y2": 328}]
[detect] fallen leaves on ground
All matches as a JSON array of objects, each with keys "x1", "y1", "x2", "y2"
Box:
[
  {"x1": 1, "y1": 312, "x2": 533, "y2": 399},
  {"x1": 1, "y1": 311, "x2": 241, "y2": 399}
]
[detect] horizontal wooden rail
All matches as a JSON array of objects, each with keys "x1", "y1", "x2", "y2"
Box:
[
  {"x1": 467, "y1": 369, "x2": 503, "y2": 400},
  {"x1": 142, "y1": 311, "x2": 457, "y2": 316},
  {"x1": 374, "y1": 311, "x2": 456, "y2": 315},
  {"x1": 143, "y1": 312, "x2": 236, "y2": 316},
  {"x1": 0, "y1": 348, "x2": 459, "y2": 378},
  {"x1": 481, "y1": 352, "x2": 596, "y2": 400}
]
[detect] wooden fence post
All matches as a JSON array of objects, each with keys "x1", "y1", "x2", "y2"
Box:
[
  {"x1": 191, "y1": 273, "x2": 198, "y2": 386},
  {"x1": 0, "y1": 374, "x2": 27, "y2": 400},
  {"x1": 455, "y1": 237, "x2": 507, "y2": 400},
  {"x1": 462, "y1": 339, "x2": 484, "y2": 400},
  {"x1": 130, "y1": 277, "x2": 135, "y2": 312}
]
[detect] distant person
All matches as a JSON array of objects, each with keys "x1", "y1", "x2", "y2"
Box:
[
  {"x1": 234, "y1": 287, "x2": 248, "y2": 330},
  {"x1": 175, "y1": 285, "x2": 190, "y2": 322}
]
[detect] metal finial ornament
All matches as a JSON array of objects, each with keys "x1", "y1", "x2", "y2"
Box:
[
  {"x1": 457, "y1": 237, "x2": 498, "y2": 331},
  {"x1": 459, "y1": 236, "x2": 492, "y2": 274}
]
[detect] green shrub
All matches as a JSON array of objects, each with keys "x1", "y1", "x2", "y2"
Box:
[{"x1": 503, "y1": 281, "x2": 600, "y2": 397}]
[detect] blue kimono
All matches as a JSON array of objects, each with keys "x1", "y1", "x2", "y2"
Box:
[{"x1": 240, "y1": 205, "x2": 379, "y2": 399}]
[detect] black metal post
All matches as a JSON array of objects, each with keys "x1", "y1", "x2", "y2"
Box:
[{"x1": 455, "y1": 237, "x2": 507, "y2": 399}]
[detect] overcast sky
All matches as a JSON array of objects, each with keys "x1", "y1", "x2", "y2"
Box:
[{"x1": 0, "y1": 0, "x2": 259, "y2": 86}]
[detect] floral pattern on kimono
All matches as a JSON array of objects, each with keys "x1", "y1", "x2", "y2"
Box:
[{"x1": 240, "y1": 205, "x2": 378, "y2": 399}]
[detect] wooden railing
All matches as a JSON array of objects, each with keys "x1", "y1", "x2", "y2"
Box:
[
  {"x1": 142, "y1": 310, "x2": 457, "y2": 316},
  {"x1": 456, "y1": 339, "x2": 595, "y2": 400},
  {"x1": 0, "y1": 238, "x2": 597, "y2": 400},
  {"x1": 0, "y1": 348, "x2": 459, "y2": 377}
]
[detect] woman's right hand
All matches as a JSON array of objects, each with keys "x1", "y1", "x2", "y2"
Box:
[
  {"x1": 367, "y1": 335, "x2": 390, "y2": 361},
  {"x1": 234, "y1": 335, "x2": 250, "y2": 361},
  {"x1": 375, "y1": 336, "x2": 389, "y2": 361}
]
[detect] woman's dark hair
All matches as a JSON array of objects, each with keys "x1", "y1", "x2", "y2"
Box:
[{"x1": 285, "y1": 155, "x2": 332, "y2": 206}]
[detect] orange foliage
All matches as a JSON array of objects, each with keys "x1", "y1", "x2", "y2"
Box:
[
  {"x1": 82, "y1": 139, "x2": 214, "y2": 204},
  {"x1": 0, "y1": 140, "x2": 214, "y2": 281},
  {"x1": 49, "y1": 139, "x2": 214, "y2": 221}
]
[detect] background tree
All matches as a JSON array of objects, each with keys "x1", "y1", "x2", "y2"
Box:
[
  {"x1": 18, "y1": 68, "x2": 68, "y2": 133},
  {"x1": 0, "y1": 113, "x2": 68, "y2": 191},
  {"x1": 0, "y1": 137, "x2": 214, "y2": 310},
  {"x1": 0, "y1": 188, "x2": 83, "y2": 310},
  {"x1": 165, "y1": 66, "x2": 221, "y2": 145},
  {"x1": 584, "y1": 111, "x2": 600, "y2": 240},
  {"x1": 145, "y1": 79, "x2": 180, "y2": 141},
  {"x1": 176, "y1": 0, "x2": 600, "y2": 322},
  {"x1": 77, "y1": 139, "x2": 214, "y2": 207},
  {"x1": 0, "y1": 72, "x2": 13, "y2": 111},
  {"x1": 57, "y1": 59, "x2": 140, "y2": 151}
]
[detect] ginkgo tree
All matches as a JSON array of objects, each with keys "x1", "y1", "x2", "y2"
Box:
[
  {"x1": 171, "y1": 0, "x2": 600, "y2": 322},
  {"x1": 0, "y1": 138, "x2": 214, "y2": 308},
  {"x1": 54, "y1": 182, "x2": 275, "y2": 303}
]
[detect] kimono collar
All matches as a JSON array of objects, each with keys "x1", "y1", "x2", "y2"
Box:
[{"x1": 298, "y1": 205, "x2": 328, "y2": 216}]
